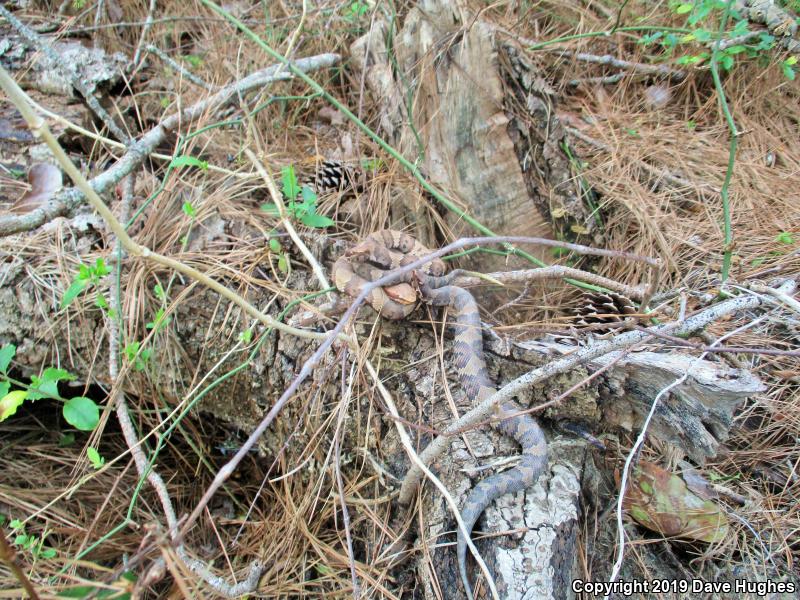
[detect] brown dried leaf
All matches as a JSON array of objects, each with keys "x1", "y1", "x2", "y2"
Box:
[
  {"x1": 621, "y1": 460, "x2": 729, "y2": 544},
  {"x1": 10, "y1": 163, "x2": 62, "y2": 214}
]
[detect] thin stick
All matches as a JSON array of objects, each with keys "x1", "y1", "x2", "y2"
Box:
[
  {"x1": 363, "y1": 360, "x2": 501, "y2": 600},
  {"x1": 450, "y1": 265, "x2": 646, "y2": 300},
  {"x1": 1, "y1": 64, "x2": 344, "y2": 345},
  {"x1": 177, "y1": 234, "x2": 657, "y2": 541},
  {"x1": 0, "y1": 53, "x2": 341, "y2": 236},
  {"x1": 398, "y1": 279, "x2": 797, "y2": 504},
  {"x1": 0, "y1": 4, "x2": 129, "y2": 143}
]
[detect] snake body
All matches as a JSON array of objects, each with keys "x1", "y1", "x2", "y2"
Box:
[{"x1": 334, "y1": 230, "x2": 548, "y2": 599}]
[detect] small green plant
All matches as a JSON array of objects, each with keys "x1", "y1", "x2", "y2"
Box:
[
  {"x1": 775, "y1": 231, "x2": 795, "y2": 244},
  {"x1": 87, "y1": 447, "x2": 106, "y2": 469},
  {"x1": 639, "y1": 1, "x2": 789, "y2": 77},
  {"x1": 123, "y1": 341, "x2": 152, "y2": 372},
  {"x1": 0, "y1": 344, "x2": 100, "y2": 431},
  {"x1": 181, "y1": 54, "x2": 204, "y2": 69},
  {"x1": 266, "y1": 231, "x2": 291, "y2": 274},
  {"x1": 8, "y1": 519, "x2": 57, "y2": 560},
  {"x1": 343, "y1": 1, "x2": 370, "y2": 22},
  {"x1": 61, "y1": 258, "x2": 111, "y2": 310},
  {"x1": 261, "y1": 165, "x2": 335, "y2": 229},
  {"x1": 145, "y1": 284, "x2": 172, "y2": 333},
  {"x1": 781, "y1": 56, "x2": 797, "y2": 80}
]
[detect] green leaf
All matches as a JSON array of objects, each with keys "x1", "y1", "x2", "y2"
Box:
[
  {"x1": 693, "y1": 28, "x2": 711, "y2": 42},
  {"x1": 0, "y1": 381, "x2": 8, "y2": 398},
  {"x1": 40, "y1": 547, "x2": 57, "y2": 559},
  {"x1": 86, "y1": 447, "x2": 105, "y2": 469},
  {"x1": 123, "y1": 341, "x2": 140, "y2": 361},
  {"x1": 41, "y1": 367, "x2": 76, "y2": 384},
  {"x1": 300, "y1": 185, "x2": 317, "y2": 204},
  {"x1": 776, "y1": 231, "x2": 794, "y2": 244},
  {"x1": 63, "y1": 397, "x2": 100, "y2": 431},
  {"x1": 277, "y1": 254, "x2": 288, "y2": 273},
  {"x1": 146, "y1": 307, "x2": 171, "y2": 332},
  {"x1": 93, "y1": 258, "x2": 110, "y2": 278},
  {"x1": 724, "y1": 45, "x2": 747, "y2": 54},
  {"x1": 169, "y1": 156, "x2": 208, "y2": 171},
  {"x1": 9, "y1": 519, "x2": 22, "y2": 530},
  {"x1": 720, "y1": 54, "x2": 734, "y2": 70},
  {"x1": 675, "y1": 3, "x2": 694, "y2": 14},
  {"x1": 95, "y1": 295, "x2": 109, "y2": 310},
  {"x1": 268, "y1": 238, "x2": 281, "y2": 253},
  {"x1": 361, "y1": 157, "x2": 384, "y2": 171},
  {"x1": 281, "y1": 165, "x2": 300, "y2": 200},
  {"x1": 27, "y1": 377, "x2": 60, "y2": 401},
  {"x1": 782, "y1": 63, "x2": 796, "y2": 80},
  {"x1": 154, "y1": 284, "x2": 166, "y2": 301},
  {"x1": 786, "y1": 56, "x2": 798, "y2": 66},
  {"x1": 261, "y1": 203, "x2": 280, "y2": 216},
  {"x1": 0, "y1": 344, "x2": 16, "y2": 373},
  {"x1": 59, "y1": 432, "x2": 76, "y2": 447},
  {"x1": 61, "y1": 278, "x2": 88, "y2": 309},
  {"x1": 239, "y1": 328, "x2": 253, "y2": 343},
  {"x1": 299, "y1": 212, "x2": 335, "y2": 228},
  {"x1": 0, "y1": 390, "x2": 27, "y2": 421},
  {"x1": 182, "y1": 201, "x2": 196, "y2": 217},
  {"x1": 182, "y1": 54, "x2": 203, "y2": 68}
]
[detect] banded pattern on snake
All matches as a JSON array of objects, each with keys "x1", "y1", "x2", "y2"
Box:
[{"x1": 333, "y1": 230, "x2": 548, "y2": 598}]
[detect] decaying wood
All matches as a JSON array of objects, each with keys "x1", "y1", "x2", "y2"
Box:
[
  {"x1": 0, "y1": 211, "x2": 766, "y2": 599},
  {"x1": 350, "y1": 0, "x2": 603, "y2": 271}
]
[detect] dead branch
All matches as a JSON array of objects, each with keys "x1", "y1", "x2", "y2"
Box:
[
  {"x1": 0, "y1": 53, "x2": 341, "y2": 237},
  {"x1": 398, "y1": 278, "x2": 796, "y2": 505},
  {"x1": 0, "y1": 4, "x2": 130, "y2": 142},
  {"x1": 177, "y1": 235, "x2": 658, "y2": 541}
]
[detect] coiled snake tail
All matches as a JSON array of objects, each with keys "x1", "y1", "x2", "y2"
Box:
[{"x1": 420, "y1": 276, "x2": 549, "y2": 599}]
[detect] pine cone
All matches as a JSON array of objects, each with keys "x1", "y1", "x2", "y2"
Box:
[
  {"x1": 574, "y1": 291, "x2": 639, "y2": 328},
  {"x1": 304, "y1": 159, "x2": 359, "y2": 194}
]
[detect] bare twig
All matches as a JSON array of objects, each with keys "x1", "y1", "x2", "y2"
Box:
[
  {"x1": 0, "y1": 4, "x2": 130, "y2": 142},
  {"x1": 450, "y1": 265, "x2": 647, "y2": 300},
  {"x1": 552, "y1": 48, "x2": 687, "y2": 83},
  {"x1": 398, "y1": 279, "x2": 797, "y2": 505},
  {"x1": 605, "y1": 307, "x2": 776, "y2": 598},
  {"x1": 0, "y1": 64, "x2": 341, "y2": 345},
  {"x1": 177, "y1": 235, "x2": 657, "y2": 542},
  {"x1": 133, "y1": 0, "x2": 158, "y2": 66},
  {"x1": 0, "y1": 53, "x2": 341, "y2": 236},
  {"x1": 363, "y1": 360, "x2": 501, "y2": 600}
]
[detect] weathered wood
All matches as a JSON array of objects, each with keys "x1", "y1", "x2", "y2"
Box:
[
  {"x1": 0, "y1": 209, "x2": 765, "y2": 600},
  {"x1": 350, "y1": 0, "x2": 603, "y2": 272}
]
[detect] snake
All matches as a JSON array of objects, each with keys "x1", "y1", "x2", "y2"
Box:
[{"x1": 333, "y1": 230, "x2": 549, "y2": 599}]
